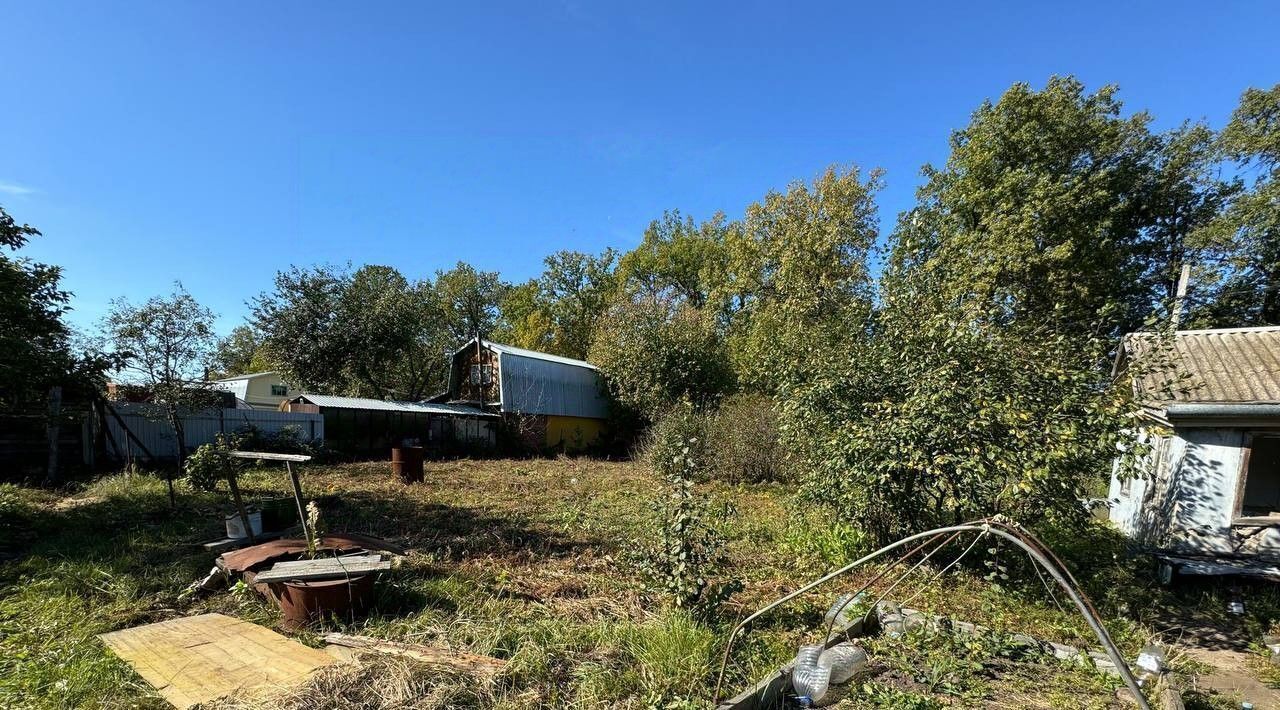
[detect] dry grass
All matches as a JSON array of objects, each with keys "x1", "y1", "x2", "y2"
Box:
[{"x1": 1, "y1": 456, "x2": 1237, "y2": 708}]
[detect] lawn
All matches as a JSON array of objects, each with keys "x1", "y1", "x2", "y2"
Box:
[{"x1": 0, "y1": 457, "x2": 1270, "y2": 708}]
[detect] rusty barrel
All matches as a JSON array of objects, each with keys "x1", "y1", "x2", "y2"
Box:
[
  {"x1": 271, "y1": 574, "x2": 376, "y2": 629},
  {"x1": 390, "y1": 446, "x2": 424, "y2": 484}
]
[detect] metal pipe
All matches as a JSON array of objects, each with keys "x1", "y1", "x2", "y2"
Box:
[{"x1": 712, "y1": 521, "x2": 1150, "y2": 710}]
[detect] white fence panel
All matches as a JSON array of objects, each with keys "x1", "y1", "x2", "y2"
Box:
[{"x1": 105, "y1": 403, "x2": 323, "y2": 460}]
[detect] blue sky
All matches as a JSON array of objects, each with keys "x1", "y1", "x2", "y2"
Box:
[{"x1": 2, "y1": 1, "x2": 1277, "y2": 335}]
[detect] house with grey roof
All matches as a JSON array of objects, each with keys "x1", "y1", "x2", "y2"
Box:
[{"x1": 1108, "y1": 325, "x2": 1280, "y2": 578}]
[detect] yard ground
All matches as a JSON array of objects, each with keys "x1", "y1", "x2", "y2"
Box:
[{"x1": 1, "y1": 457, "x2": 1277, "y2": 708}]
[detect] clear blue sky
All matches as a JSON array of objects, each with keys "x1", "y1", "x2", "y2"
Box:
[{"x1": 2, "y1": 2, "x2": 1277, "y2": 335}]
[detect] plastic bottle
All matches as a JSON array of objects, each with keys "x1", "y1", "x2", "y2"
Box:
[
  {"x1": 819, "y1": 642, "x2": 868, "y2": 684},
  {"x1": 793, "y1": 663, "x2": 832, "y2": 707}
]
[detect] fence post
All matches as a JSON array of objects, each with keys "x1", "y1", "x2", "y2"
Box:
[{"x1": 43, "y1": 386, "x2": 63, "y2": 486}]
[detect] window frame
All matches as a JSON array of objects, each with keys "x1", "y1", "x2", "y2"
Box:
[
  {"x1": 1232, "y1": 431, "x2": 1280, "y2": 525},
  {"x1": 270, "y1": 384, "x2": 288, "y2": 397}
]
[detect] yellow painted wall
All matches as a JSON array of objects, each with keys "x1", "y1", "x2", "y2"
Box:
[{"x1": 545, "y1": 415, "x2": 605, "y2": 451}]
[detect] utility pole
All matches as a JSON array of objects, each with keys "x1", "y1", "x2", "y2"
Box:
[{"x1": 1171, "y1": 263, "x2": 1192, "y2": 330}]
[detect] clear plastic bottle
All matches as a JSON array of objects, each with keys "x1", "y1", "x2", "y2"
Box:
[
  {"x1": 819, "y1": 642, "x2": 868, "y2": 684},
  {"x1": 793, "y1": 663, "x2": 832, "y2": 707}
]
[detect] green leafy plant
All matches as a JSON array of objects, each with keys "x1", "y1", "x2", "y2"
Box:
[
  {"x1": 182, "y1": 432, "x2": 242, "y2": 492},
  {"x1": 636, "y1": 403, "x2": 741, "y2": 617}
]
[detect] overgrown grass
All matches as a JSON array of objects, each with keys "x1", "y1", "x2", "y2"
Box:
[{"x1": 0, "y1": 459, "x2": 1268, "y2": 707}]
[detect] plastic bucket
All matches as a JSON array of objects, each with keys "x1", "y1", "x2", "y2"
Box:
[{"x1": 225, "y1": 511, "x2": 263, "y2": 539}]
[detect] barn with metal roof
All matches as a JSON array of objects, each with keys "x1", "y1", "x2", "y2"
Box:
[{"x1": 443, "y1": 338, "x2": 609, "y2": 451}]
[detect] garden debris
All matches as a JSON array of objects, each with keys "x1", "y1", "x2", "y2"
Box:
[
  {"x1": 253, "y1": 553, "x2": 392, "y2": 584},
  {"x1": 321, "y1": 633, "x2": 507, "y2": 677},
  {"x1": 97, "y1": 613, "x2": 336, "y2": 709},
  {"x1": 217, "y1": 533, "x2": 406, "y2": 575}
]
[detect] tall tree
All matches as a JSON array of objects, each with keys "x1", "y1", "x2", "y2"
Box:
[
  {"x1": 0, "y1": 205, "x2": 75, "y2": 411},
  {"x1": 1139, "y1": 122, "x2": 1240, "y2": 321},
  {"x1": 251, "y1": 264, "x2": 351, "y2": 394},
  {"x1": 103, "y1": 283, "x2": 220, "y2": 465},
  {"x1": 722, "y1": 165, "x2": 881, "y2": 392},
  {"x1": 209, "y1": 325, "x2": 269, "y2": 379},
  {"x1": 251, "y1": 264, "x2": 449, "y2": 400},
  {"x1": 885, "y1": 77, "x2": 1160, "y2": 339},
  {"x1": 617, "y1": 211, "x2": 726, "y2": 309},
  {"x1": 534, "y1": 249, "x2": 618, "y2": 359},
  {"x1": 434, "y1": 261, "x2": 506, "y2": 344},
  {"x1": 493, "y1": 280, "x2": 555, "y2": 352},
  {"x1": 1196, "y1": 84, "x2": 1280, "y2": 325}
]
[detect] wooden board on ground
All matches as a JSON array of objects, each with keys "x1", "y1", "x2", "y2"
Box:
[
  {"x1": 98, "y1": 613, "x2": 336, "y2": 708},
  {"x1": 322, "y1": 632, "x2": 507, "y2": 676},
  {"x1": 253, "y1": 554, "x2": 391, "y2": 584}
]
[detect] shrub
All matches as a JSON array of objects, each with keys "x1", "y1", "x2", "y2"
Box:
[
  {"x1": 636, "y1": 403, "x2": 740, "y2": 617},
  {"x1": 183, "y1": 433, "x2": 241, "y2": 492},
  {"x1": 706, "y1": 393, "x2": 792, "y2": 483}
]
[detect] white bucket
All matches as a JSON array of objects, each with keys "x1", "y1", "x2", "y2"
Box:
[{"x1": 225, "y1": 511, "x2": 263, "y2": 539}]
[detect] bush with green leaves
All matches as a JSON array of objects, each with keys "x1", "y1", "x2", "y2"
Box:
[
  {"x1": 182, "y1": 433, "x2": 242, "y2": 492},
  {"x1": 636, "y1": 404, "x2": 740, "y2": 617},
  {"x1": 782, "y1": 302, "x2": 1153, "y2": 546},
  {"x1": 706, "y1": 393, "x2": 792, "y2": 483}
]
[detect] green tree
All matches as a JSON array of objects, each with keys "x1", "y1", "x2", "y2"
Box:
[
  {"x1": 588, "y1": 299, "x2": 733, "y2": 420},
  {"x1": 251, "y1": 264, "x2": 449, "y2": 400},
  {"x1": 435, "y1": 261, "x2": 507, "y2": 344},
  {"x1": 0, "y1": 206, "x2": 76, "y2": 410},
  {"x1": 250, "y1": 264, "x2": 352, "y2": 395},
  {"x1": 493, "y1": 280, "x2": 555, "y2": 352},
  {"x1": 885, "y1": 77, "x2": 1161, "y2": 339},
  {"x1": 209, "y1": 325, "x2": 270, "y2": 379},
  {"x1": 782, "y1": 298, "x2": 1143, "y2": 545},
  {"x1": 617, "y1": 210, "x2": 726, "y2": 309},
  {"x1": 103, "y1": 283, "x2": 220, "y2": 464},
  {"x1": 1196, "y1": 84, "x2": 1280, "y2": 325},
  {"x1": 722, "y1": 165, "x2": 881, "y2": 392},
  {"x1": 1140, "y1": 122, "x2": 1241, "y2": 322},
  {"x1": 534, "y1": 249, "x2": 617, "y2": 359}
]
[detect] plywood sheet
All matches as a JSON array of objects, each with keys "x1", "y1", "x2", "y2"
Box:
[{"x1": 98, "y1": 613, "x2": 336, "y2": 708}]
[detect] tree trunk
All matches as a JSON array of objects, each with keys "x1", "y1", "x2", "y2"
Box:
[
  {"x1": 164, "y1": 404, "x2": 185, "y2": 507},
  {"x1": 42, "y1": 386, "x2": 63, "y2": 486}
]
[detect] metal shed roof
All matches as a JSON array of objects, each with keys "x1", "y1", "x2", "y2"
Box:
[
  {"x1": 450, "y1": 339, "x2": 599, "y2": 371},
  {"x1": 449, "y1": 338, "x2": 608, "y2": 418},
  {"x1": 1121, "y1": 325, "x2": 1280, "y2": 405},
  {"x1": 291, "y1": 394, "x2": 496, "y2": 417}
]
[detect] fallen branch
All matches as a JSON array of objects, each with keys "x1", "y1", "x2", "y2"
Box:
[{"x1": 321, "y1": 633, "x2": 506, "y2": 676}]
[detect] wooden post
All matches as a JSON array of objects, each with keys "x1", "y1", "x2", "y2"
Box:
[
  {"x1": 43, "y1": 385, "x2": 63, "y2": 486},
  {"x1": 225, "y1": 459, "x2": 256, "y2": 544},
  {"x1": 287, "y1": 460, "x2": 310, "y2": 541},
  {"x1": 1171, "y1": 263, "x2": 1192, "y2": 329}
]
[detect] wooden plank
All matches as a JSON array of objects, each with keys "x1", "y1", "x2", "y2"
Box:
[
  {"x1": 201, "y1": 529, "x2": 288, "y2": 553},
  {"x1": 98, "y1": 613, "x2": 335, "y2": 709},
  {"x1": 321, "y1": 633, "x2": 506, "y2": 676},
  {"x1": 253, "y1": 555, "x2": 391, "y2": 584},
  {"x1": 228, "y1": 451, "x2": 312, "y2": 462}
]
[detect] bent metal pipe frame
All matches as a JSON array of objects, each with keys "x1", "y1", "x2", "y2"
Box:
[{"x1": 712, "y1": 520, "x2": 1151, "y2": 710}]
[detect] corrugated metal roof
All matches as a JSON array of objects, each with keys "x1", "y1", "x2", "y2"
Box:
[
  {"x1": 1123, "y1": 326, "x2": 1280, "y2": 404},
  {"x1": 451, "y1": 338, "x2": 598, "y2": 371},
  {"x1": 214, "y1": 371, "x2": 276, "y2": 382},
  {"x1": 292, "y1": 394, "x2": 497, "y2": 417}
]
